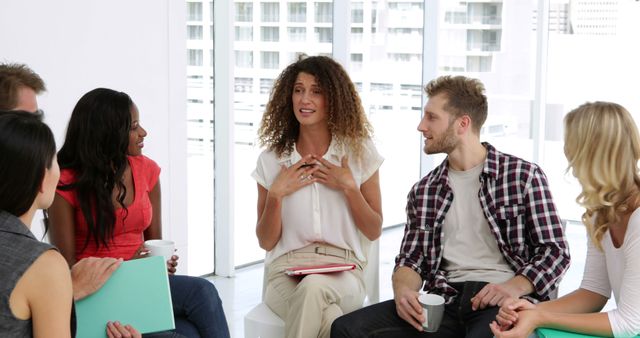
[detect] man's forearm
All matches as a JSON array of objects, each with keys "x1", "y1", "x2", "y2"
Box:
[
  {"x1": 392, "y1": 266, "x2": 423, "y2": 295},
  {"x1": 506, "y1": 274, "x2": 535, "y2": 297}
]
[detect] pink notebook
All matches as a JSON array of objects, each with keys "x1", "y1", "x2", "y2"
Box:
[{"x1": 285, "y1": 263, "x2": 356, "y2": 276}]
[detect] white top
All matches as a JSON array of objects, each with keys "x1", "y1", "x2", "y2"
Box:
[
  {"x1": 252, "y1": 138, "x2": 384, "y2": 264},
  {"x1": 580, "y1": 208, "x2": 640, "y2": 337},
  {"x1": 441, "y1": 163, "x2": 515, "y2": 283}
]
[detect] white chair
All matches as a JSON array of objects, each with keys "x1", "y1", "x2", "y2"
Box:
[{"x1": 244, "y1": 240, "x2": 380, "y2": 338}]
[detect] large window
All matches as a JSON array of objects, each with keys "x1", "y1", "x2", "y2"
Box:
[
  {"x1": 232, "y1": 0, "x2": 333, "y2": 266},
  {"x1": 542, "y1": 0, "x2": 640, "y2": 221},
  {"x1": 348, "y1": 1, "x2": 424, "y2": 228},
  {"x1": 186, "y1": 0, "x2": 640, "y2": 276},
  {"x1": 186, "y1": 1, "x2": 215, "y2": 276}
]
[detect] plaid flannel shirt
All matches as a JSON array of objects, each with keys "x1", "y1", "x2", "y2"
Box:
[{"x1": 395, "y1": 143, "x2": 570, "y2": 304}]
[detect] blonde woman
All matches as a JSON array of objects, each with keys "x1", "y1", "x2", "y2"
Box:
[
  {"x1": 252, "y1": 55, "x2": 383, "y2": 338},
  {"x1": 490, "y1": 102, "x2": 640, "y2": 337}
]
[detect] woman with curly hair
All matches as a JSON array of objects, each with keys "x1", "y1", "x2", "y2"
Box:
[
  {"x1": 491, "y1": 102, "x2": 640, "y2": 337},
  {"x1": 252, "y1": 55, "x2": 384, "y2": 338},
  {"x1": 47, "y1": 88, "x2": 230, "y2": 338}
]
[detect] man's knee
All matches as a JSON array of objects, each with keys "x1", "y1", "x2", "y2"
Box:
[
  {"x1": 197, "y1": 279, "x2": 223, "y2": 308},
  {"x1": 330, "y1": 314, "x2": 353, "y2": 338},
  {"x1": 181, "y1": 276, "x2": 223, "y2": 308}
]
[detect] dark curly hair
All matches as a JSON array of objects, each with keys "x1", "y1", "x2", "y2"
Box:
[
  {"x1": 57, "y1": 88, "x2": 133, "y2": 250},
  {"x1": 258, "y1": 55, "x2": 372, "y2": 158}
]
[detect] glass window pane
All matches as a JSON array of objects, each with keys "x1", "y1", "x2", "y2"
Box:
[
  {"x1": 187, "y1": 25, "x2": 203, "y2": 40},
  {"x1": 348, "y1": 1, "x2": 423, "y2": 228},
  {"x1": 260, "y1": 78, "x2": 274, "y2": 94},
  {"x1": 235, "y1": 26, "x2": 253, "y2": 41},
  {"x1": 351, "y1": 2, "x2": 363, "y2": 23},
  {"x1": 314, "y1": 2, "x2": 332, "y2": 23},
  {"x1": 543, "y1": 0, "x2": 640, "y2": 221},
  {"x1": 288, "y1": 2, "x2": 307, "y2": 22},
  {"x1": 234, "y1": 77, "x2": 253, "y2": 93},
  {"x1": 287, "y1": 27, "x2": 306, "y2": 42},
  {"x1": 235, "y1": 2, "x2": 253, "y2": 22},
  {"x1": 261, "y1": 2, "x2": 280, "y2": 22},
  {"x1": 314, "y1": 27, "x2": 332, "y2": 43},
  {"x1": 232, "y1": 0, "x2": 334, "y2": 267},
  {"x1": 260, "y1": 51, "x2": 279, "y2": 69},
  {"x1": 187, "y1": 2, "x2": 203, "y2": 21},
  {"x1": 235, "y1": 50, "x2": 253, "y2": 68},
  {"x1": 187, "y1": 49, "x2": 203, "y2": 66},
  {"x1": 261, "y1": 26, "x2": 280, "y2": 42},
  {"x1": 186, "y1": 0, "x2": 215, "y2": 277}
]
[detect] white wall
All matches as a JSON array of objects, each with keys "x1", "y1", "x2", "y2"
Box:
[{"x1": 0, "y1": 1, "x2": 190, "y2": 271}]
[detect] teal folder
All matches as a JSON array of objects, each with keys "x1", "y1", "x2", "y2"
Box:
[
  {"x1": 537, "y1": 328, "x2": 640, "y2": 337},
  {"x1": 75, "y1": 256, "x2": 175, "y2": 337},
  {"x1": 537, "y1": 328, "x2": 602, "y2": 337}
]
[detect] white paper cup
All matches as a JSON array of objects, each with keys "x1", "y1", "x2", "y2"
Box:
[
  {"x1": 144, "y1": 240, "x2": 175, "y2": 261},
  {"x1": 418, "y1": 293, "x2": 445, "y2": 332}
]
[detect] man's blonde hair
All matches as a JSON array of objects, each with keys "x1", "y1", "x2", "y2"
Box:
[
  {"x1": 424, "y1": 75, "x2": 487, "y2": 133},
  {"x1": 564, "y1": 101, "x2": 640, "y2": 250}
]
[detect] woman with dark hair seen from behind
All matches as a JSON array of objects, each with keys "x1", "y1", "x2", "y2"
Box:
[
  {"x1": 47, "y1": 88, "x2": 230, "y2": 338},
  {"x1": 0, "y1": 111, "x2": 139, "y2": 338},
  {"x1": 491, "y1": 102, "x2": 640, "y2": 337},
  {"x1": 253, "y1": 55, "x2": 384, "y2": 338}
]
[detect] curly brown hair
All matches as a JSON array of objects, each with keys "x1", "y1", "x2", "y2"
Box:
[{"x1": 258, "y1": 55, "x2": 372, "y2": 158}]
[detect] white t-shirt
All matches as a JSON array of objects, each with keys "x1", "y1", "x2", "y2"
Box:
[
  {"x1": 580, "y1": 208, "x2": 640, "y2": 337},
  {"x1": 252, "y1": 138, "x2": 384, "y2": 264},
  {"x1": 441, "y1": 163, "x2": 515, "y2": 283}
]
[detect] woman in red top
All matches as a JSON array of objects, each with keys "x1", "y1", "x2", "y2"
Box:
[{"x1": 48, "y1": 88, "x2": 230, "y2": 338}]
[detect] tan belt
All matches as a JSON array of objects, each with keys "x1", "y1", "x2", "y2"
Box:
[{"x1": 291, "y1": 243, "x2": 350, "y2": 259}]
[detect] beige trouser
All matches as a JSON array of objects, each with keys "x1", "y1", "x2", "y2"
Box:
[{"x1": 264, "y1": 243, "x2": 366, "y2": 338}]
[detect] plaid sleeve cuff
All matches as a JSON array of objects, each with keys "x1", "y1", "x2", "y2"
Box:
[
  {"x1": 516, "y1": 260, "x2": 565, "y2": 300},
  {"x1": 394, "y1": 258, "x2": 423, "y2": 276}
]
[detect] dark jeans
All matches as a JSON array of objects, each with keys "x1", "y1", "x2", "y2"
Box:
[
  {"x1": 167, "y1": 275, "x2": 230, "y2": 338},
  {"x1": 331, "y1": 281, "x2": 498, "y2": 338}
]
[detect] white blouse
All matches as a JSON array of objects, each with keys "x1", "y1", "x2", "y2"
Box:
[
  {"x1": 252, "y1": 138, "x2": 384, "y2": 264},
  {"x1": 580, "y1": 208, "x2": 640, "y2": 337}
]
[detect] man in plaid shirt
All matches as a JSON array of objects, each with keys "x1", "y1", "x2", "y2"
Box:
[{"x1": 332, "y1": 75, "x2": 570, "y2": 338}]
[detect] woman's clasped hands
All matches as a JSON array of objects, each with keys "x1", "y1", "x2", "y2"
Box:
[
  {"x1": 489, "y1": 298, "x2": 540, "y2": 338},
  {"x1": 270, "y1": 154, "x2": 319, "y2": 198},
  {"x1": 270, "y1": 154, "x2": 357, "y2": 198}
]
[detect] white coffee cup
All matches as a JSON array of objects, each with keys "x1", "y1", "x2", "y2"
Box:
[
  {"x1": 418, "y1": 293, "x2": 445, "y2": 332},
  {"x1": 144, "y1": 239, "x2": 175, "y2": 261}
]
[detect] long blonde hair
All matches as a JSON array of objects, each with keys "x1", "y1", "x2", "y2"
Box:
[{"x1": 564, "y1": 101, "x2": 640, "y2": 250}]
